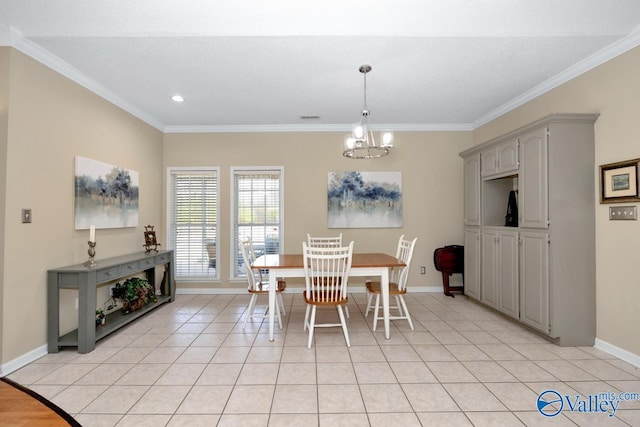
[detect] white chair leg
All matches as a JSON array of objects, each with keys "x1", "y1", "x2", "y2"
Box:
[
  {"x1": 276, "y1": 296, "x2": 283, "y2": 329},
  {"x1": 372, "y1": 294, "x2": 380, "y2": 331},
  {"x1": 307, "y1": 306, "x2": 317, "y2": 348},
  {"x1": 365, "y1": 290, "x2": 373, "y2": 316},
  {"x1": 304, "y1": 304, "x2": 311, "y2": 331},
  {"x1": 398, "y1": 295, "x2": 414, "y2": 330},
  {"x1": 337, "y1": 305, "x2": 350, "y2": 347},
  {"x1": 345, "y1": 305, "x2": 350, "y2": 319},
  {"x1": 278, "y1": 293, "x2": 286, "y2": 316},
  {"x1": 242, "y1": 294, "x2": 257, "y2": 329}
]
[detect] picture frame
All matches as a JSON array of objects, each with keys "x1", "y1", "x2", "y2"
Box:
[
  {"x1": 143, "y1": 225, "x2": 161, "y2": 253},
  {"x1": 144, "y1": 230, "x2": 157, "y2": 247},
  {"x1": 599, "y1": 158, "x2": 640, "y2": 203}
]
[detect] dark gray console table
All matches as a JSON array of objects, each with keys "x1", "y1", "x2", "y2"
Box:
[{"x1": 47, "y1": 250, "x2": 174, "y2": 354}]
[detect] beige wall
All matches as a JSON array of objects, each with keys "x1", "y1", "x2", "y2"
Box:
[
  {"x1": 163, "y1": 131, "x2": 472, "y2": 290},
  {"x1": 1, "y1": 49, "x2": 163, "y2": 364},
  {"x1": 474, "y1": 46, "x2": 640, "y2": 356},
  {"x1": 0, "y1": 48, "x2": 9, "y2": 360}
]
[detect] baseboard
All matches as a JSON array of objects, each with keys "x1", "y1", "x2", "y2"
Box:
[
  {"x1": 175, "y1": 285, "x2": 444, "y2": 295},
  {"x1": 0, "y1": 344, "x2": 48, "y2": 377},
  {"x1": 594, "y1": 338, "x2": 640, "y2": 369}
]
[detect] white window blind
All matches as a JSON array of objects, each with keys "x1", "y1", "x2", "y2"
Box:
[
  {"x1": 168, "y1": 168, "x2": 218, "y2": 280},
  {"x1": 232, "y1": 168, "x2": 283, "y2": 279}
]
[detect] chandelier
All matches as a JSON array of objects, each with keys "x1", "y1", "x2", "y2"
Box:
[{"x1": 343, "y1": 65, "x2": 394, "y2": 159}]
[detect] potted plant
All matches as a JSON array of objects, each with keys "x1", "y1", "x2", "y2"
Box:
[
  {"x1": 111, "y1": 277, "x2": 156, "y2": 313},
  {"x1": 95, "y1": 308, "x2": 106, "y2": 326}
]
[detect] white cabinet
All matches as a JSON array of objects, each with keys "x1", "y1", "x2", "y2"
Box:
[
  {"x1": 519, "y1": 231, "x2": 550, "y2": 333},
  {"x1": 519, "y1": 127, "x2": 548, "y2": 229},
  {"x1": 480, "y1": 229, "x2": 498, "y2": 309},
  {"x1": 464, "y1": 154, "x2": 481, "y2": 226},
  {"x1": 497, "y1": 230, "x2": 519, "y2": 318},
  {"x1": 460, "y1": 113, "x2": 597, "y2": 346},
  {"x1": 463, "y1": 227, "x2": 481, "y2": 300},
  {"x1": 481, "y1": 228, "x2": 519, "y2": 318},
  {"x1": 481, "y1": 139, "x2": 519, "y2": 178}
]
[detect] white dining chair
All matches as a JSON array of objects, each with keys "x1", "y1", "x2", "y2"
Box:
[
  {"x1": 365, "y1": 235, "x2": 417, "y2": 330},
  {"x1": 307, "y1": 233, "x2": 342, "y2": 248},
  {"x1": 302, "y1": 241, "x2": 354, "y2": 348},
  {"x1": 306, "y1": 233, "x2": 348, "y2": 317},
  {"x1": 239, "y1": 238, "x2": 286, "y2": 329},
  {"x1": 241, "y1": 236, "x2": 286, "y2": 316}
]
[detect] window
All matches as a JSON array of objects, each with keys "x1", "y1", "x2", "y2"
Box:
[
  {"x1": 167, "y1": 167, "x2": 219, "y2": 281},
  {"x1": 232, "y1": 167, "x2": 284, "y2": 279}
]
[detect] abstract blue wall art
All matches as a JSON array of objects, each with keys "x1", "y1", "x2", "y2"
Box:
[
  {"x1": 328, "y1": 171, "x2": 402, "y2": 228},
  {"x1": 75, "y1": 156, "x2": 139, "y2": 230}
]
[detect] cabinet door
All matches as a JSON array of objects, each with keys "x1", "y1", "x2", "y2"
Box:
[
  {"x1": 463, "y1": 154, "x2": 481, "y2": 226},
  {"x1": 519, "y1": 230, "x2": 550, "y2": 333},
  {"x1": 480, "y1": 230, "x2": 498, "y2": 309},
  {"x1": 519, "y1": 127, "x2": 548, "y2": 228},
  {"x1": 497, "y1": 139, "x2": 519, "y2": 174},
  {"x1": 480, "y1": 149, "x2": 498, "y2": 177},
  {"x1": 463, "y1": 227, "x2": 481, "y2": 300},
  {"x1": 497, "y1": 229, "x2": 519, "y2": 319}
]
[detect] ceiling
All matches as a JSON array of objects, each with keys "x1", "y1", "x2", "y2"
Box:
[{"x1": 1, "y1": 1, "x2": 640, "y2": 132}]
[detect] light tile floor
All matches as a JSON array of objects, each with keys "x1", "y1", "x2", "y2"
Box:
[{"x1": 7, "y1": 292, "x2": 640, "y2": 426}]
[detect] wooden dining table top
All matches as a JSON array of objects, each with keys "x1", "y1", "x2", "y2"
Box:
[{"x1": 251, "y1": 252, "x2": 405, "y2": 269}]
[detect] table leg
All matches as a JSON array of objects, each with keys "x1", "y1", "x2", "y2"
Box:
[
  {"x1": 268, "y1": 273, "x2": 276, "y2": 342},
  {"x1": 78, "y1": 283, "x2": 97, "y2": 354},
  {"x1": 381, "y1": 267, "x2": 390, "y2": 339}
]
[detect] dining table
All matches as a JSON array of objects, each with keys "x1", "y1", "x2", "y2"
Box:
[{"x1": 251, "y1": 252, "x2": 406, "y2": 341}]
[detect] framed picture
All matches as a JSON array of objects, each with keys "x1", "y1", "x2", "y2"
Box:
[
  {"x1": 144, "y1": 230, "x2": 157, "y2": 247},
  {"x1": 143, "y1": 225, "x2": 160, "y2": 252},
  {"x1": 74, "y1": 156, "x2": 139, "y2": 229},
  {"x1": 600, "y1": 158, "x2": 640, "y2": 203},
  {"x1": 328, "y1": 171, "x2": 402, "y2": 228}
]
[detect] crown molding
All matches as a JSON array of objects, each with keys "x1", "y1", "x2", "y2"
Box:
[
  {"x1": 472, "y1": 29, "x2": 640, "y2": 129},
  {"x1": 163, "y1": 123, "x2": 473, "y2": 133},
  {"x1": 9, "y1": 28, "x2": 164, "y2": 131},
  {"x1": 9, "y1": 25, "x2": 640, "y2": 134}
]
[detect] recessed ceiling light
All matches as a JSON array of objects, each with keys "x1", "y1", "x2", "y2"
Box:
[{"x1": 171, "y1": 95, "x2": 184, "y2": 103}]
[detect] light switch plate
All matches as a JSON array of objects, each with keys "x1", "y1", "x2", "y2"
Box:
[
  {"x1": 21, "y1": 209, "x2": 32, "y2": 223},
  {"x1": 609, "y1": 205, "x2": 637, "y2": 220}
]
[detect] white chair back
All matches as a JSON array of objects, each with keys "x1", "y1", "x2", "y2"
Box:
[
  {"x1": 239, "y1": 238, "x2": 260, "y2": 291},
  {"x1": 302, "y1": 241, "x2": 353, "y2": 303},
  {"x1": 393, "y1": 234, "x2": 417, "y2": 292},
  {"x1": 306, "y1": 233, "x2": 343, "y2": 248}
]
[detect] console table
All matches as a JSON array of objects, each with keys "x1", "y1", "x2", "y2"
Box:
[{"x1": 47, "y1": 250, "x2": 174, "y2": 354}]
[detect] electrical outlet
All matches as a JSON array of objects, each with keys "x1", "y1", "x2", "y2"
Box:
[{"x1": 420, "y1": 266, "x2": 426, "y2": 274}]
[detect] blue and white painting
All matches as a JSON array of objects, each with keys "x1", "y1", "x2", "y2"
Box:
[
  {"x1": 75, "y1": 156, "x2": 139, "y2": 229},
  {"x1": 328, "y1": 171, "x2": 402, "y2": 228}
]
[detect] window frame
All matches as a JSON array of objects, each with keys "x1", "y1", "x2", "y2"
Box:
[
  {"x1": 230, "y1": 166, "x2": 285, "y2": 281},
  {"x1": 166, "y1": 166, "x2": 220, "y2": 282}
]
